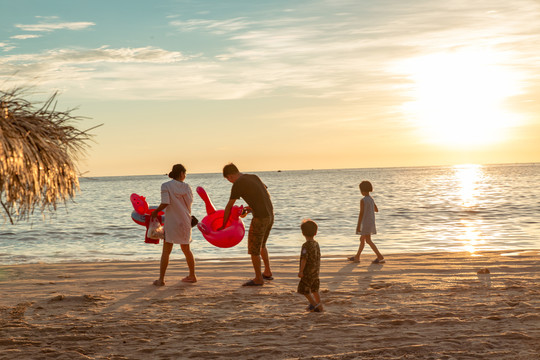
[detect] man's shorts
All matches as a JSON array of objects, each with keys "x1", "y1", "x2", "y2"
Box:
[
  {"x1": 297, "y1": 277, "x2": 320, "y2": 295},
  {"x1": 247, "y1": 215, "x2": 274, "y2": 256}
]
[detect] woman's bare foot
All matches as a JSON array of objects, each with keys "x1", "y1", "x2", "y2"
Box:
[
  {"x1": 181, "y1": 276, "x2": 197, "y2": 283},
  {"x1": 153, "y1": 280, "x2": 165, "y2": 286}
]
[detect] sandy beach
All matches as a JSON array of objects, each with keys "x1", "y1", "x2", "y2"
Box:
[{"x1": 1, "y1": 250, "x2": 538, "y2": 359}]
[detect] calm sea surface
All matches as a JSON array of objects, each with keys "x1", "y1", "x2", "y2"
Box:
[{"x1": 1, "y1": 164, "x2": 539, "y2": 264}]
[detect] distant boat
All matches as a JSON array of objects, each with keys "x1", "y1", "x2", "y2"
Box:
[{"x1": 277, "y1": 170, "x2": 282, "y2": 172}]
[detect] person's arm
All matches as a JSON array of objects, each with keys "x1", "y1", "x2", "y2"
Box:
[
  {"x1": 151, "y1": 203, "x2": 168, "y2": 218},
  {"x1": 298, "y1": 257, "x2": 306, "y2": 278},
  {"x1": 374, "y1": 200, "x2": 378, "y2": 213},
  {"x1": 356, "y1": 199, "x2": 365, "y2": 233},
  {"x1": 218, "y1": 198, "x2": 237, "y2": 230},
  {"x1": 152, "y1": 183, "x2": 170, "y2": 219}
]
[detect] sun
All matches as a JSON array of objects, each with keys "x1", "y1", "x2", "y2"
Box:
[{"x1": 399, "y1": 49, "x2": 522, "y2": 147}]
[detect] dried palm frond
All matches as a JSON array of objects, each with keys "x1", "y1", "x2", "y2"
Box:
[{"x1": 0, "y1": 87, "x2": 100, "y2": 224}]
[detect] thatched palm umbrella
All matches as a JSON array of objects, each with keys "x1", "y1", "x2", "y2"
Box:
[{"x1": 0, "y1": 87, "x2": 99, "y2": 224}]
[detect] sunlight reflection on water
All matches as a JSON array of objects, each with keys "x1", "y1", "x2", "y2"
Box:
[
  {"x1": 455, "y1": 164, "x2": 482, "y2": 208},
  {"x1": 454, "y1": 165, "x2": 484, "y2": 254}
]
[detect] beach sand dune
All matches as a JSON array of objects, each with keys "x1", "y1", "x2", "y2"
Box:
[{"x1": 1, "y1": 251, "x2": 538, "y2": 359}]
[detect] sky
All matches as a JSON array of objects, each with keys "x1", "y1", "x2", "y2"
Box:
[{"x1": 1, "y1": 0, "x2": 539, "y2": 176}]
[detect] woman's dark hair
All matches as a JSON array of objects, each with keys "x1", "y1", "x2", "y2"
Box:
[
  {"x1": 222, "y1": 163, "x2": 240, "y2": 177},
  {"x1": 169, "y1": 164, "x2": 186, "y2": 179}
]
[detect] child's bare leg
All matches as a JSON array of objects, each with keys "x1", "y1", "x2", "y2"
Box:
[
  {"x1": 353, "y1": 237, "x2": 366, "y2": 261},
  {"x1": 366, "y1": 237, "x2": 384, "y2": 260},
  {"x1": 304, "y1": 293, "x2": 317, "y2": 306},
  {"x1": 312, "y1": 292, "x2": 324, "y2": 311}
]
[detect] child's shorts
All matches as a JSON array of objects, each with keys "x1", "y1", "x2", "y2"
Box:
[{"x1": 297, "y1": 277, "x2": 320, "y2": 295}]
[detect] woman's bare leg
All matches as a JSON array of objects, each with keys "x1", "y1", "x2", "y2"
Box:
[
  {"x1": 181, "y1": 244, "x2": 197, "y2": 282},
  {"x1": 154, "y1": 241, "x2": 174, "y2": 286}
]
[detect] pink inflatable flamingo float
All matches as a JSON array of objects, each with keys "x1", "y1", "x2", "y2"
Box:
[
  {"x1": 130, "y1": 193, "x2": 164, "y2": 244},
  {"x1": 196, "y1": 186, "x2": 245, "y2": 248}
]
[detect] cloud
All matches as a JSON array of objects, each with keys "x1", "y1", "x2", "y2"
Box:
[
  {"x1": 0, "y1": 46, "x2": 192, "y2": 96},
  {"x1": 0, "y1": 42, "x2": 15, "y2": 52},
  {"x1": 10, "y1": 34, "x2": 42, "y2": 40},
  {"x1": 1, "y1": 46, "x2": 185, "y2": 65},
  {"x1": 47, "y1": 46, "x2": 187, "y2": 63},
  {"x1": 169, "y1": 17, "x2": 251, "y2": 34},
  {"x1": 15, "y1": 21, "x2": 95, "y2": 32},
  {"x1": 2, "y1": 0, "x2": 539, "y2": 105},
  {"x1": 35, "y1": 16, "x2": 60, "y2": 20}
]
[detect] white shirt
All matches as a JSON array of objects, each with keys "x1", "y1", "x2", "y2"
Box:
[{"x1": 161, "y1": 179, "x2": 193, "y2": 244}]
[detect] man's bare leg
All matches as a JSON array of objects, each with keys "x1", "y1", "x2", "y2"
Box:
[
  {"x1": 251, "y1": 254, "x2": 264, "y2": 284},
  {"x1": 261, "y1": 246, "x2": 272, "y2": 278}
]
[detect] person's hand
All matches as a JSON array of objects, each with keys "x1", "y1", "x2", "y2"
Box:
[
  {"x1": 150, "y1": 210, "x2": 158, "y2": 219},
  {"x1": 298, "y1": 272, "x2": 303, "y2": 278},
  {"x1": 240, "y1": 207, "x2": 252, "y2": 218}
]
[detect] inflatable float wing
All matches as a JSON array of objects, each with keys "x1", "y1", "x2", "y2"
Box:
[
  {"x1": 130, "y1": 193, "x2": 164, "y2": 244},
  {"x1": 196, "y1": 186, "x2": 245, "y2": 248}
]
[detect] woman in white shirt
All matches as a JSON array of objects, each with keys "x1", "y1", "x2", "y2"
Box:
[{"x1": 151, "y1": 164, "x2": 196, "y2": 285}]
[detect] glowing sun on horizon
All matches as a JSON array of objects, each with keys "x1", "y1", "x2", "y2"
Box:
[{"x1": 399, "y1": 49, "x2": 522, "y2": 147}]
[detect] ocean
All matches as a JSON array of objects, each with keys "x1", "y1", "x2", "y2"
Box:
[{"x1": 1, "y1": 164, "x2": 539, "y2": 264}]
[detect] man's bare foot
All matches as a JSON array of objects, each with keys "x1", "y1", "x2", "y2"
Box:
[
  {"x1": 181, "y1": 276, "x2": 197, "y2": 283},
  {"x1": 262, "y1": 273, "x2": 274, "y2": 280},
  {"x1": 153, "y1": 280, "x2": 165, "y2": 286}
]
